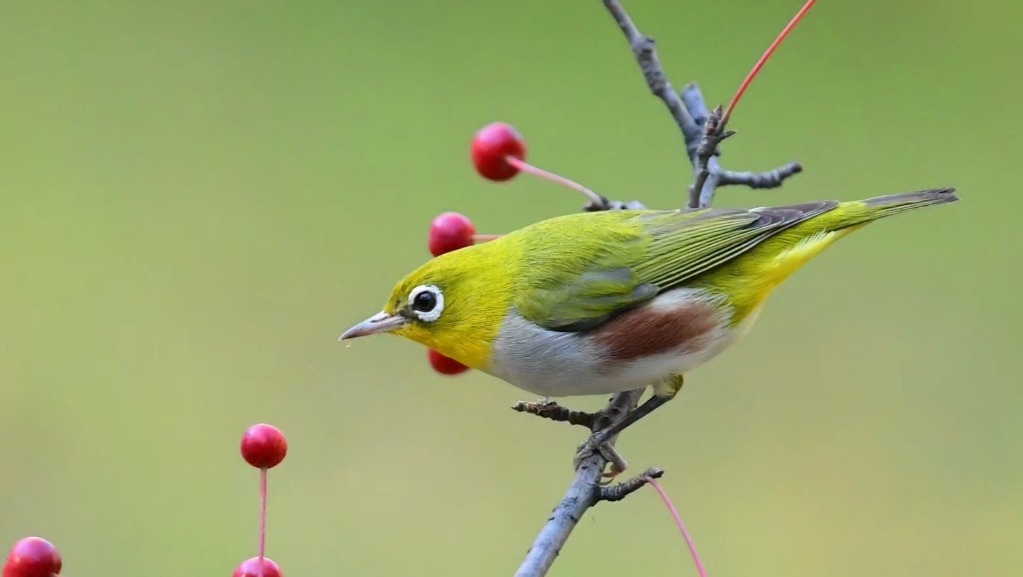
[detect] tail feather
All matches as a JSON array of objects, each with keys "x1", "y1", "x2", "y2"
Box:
[
  {"x1": 836, "y1": 187, "x2": 959, "y2": 229},
  {"x1": 784, "y1": 187, "x2": 959, "y2": 235},
  {"x1": 695, "y1": 187, "x2": 957, "y2": 323},
  {"x1": 862, "y1": 186, "x2": 959, "y2": 211}
]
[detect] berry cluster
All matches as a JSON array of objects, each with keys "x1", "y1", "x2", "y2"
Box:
[
  {"x1": 2, "y1": 423, "x2": 290, "y2": 577},
  {"x1": 425, "y1": 122, "x2": 602, "y2": 376}
]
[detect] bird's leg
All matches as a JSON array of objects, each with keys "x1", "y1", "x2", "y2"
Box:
[
  {"x1": 574, "y1": 375, "x2": 684, "y2": 478},
  {"x1": 592, "y1": 394, "x2": 672, "y2": 445},
  {"x1": 596, "y1": 443, "x2": 628, "y2": 485},
  {"x1": 573, "y1": 435, "x2": 629, "y2": 483}
]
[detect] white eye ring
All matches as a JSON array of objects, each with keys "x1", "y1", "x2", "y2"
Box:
[{"x1": 408, "y1": 284, "x2": 444, "y2": 323}]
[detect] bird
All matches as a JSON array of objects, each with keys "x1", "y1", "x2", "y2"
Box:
[{"x1": 340, "y1": 188, "x2": 958, "y2": 474}]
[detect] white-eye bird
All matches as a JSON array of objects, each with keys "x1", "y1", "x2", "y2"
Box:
[{"x1": 341, "y1": 188, "x2": 958, "y2": 472}]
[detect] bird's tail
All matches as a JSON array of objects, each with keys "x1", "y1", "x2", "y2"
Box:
[
  {"x1": 821, "y1": 187, "x2": 959, "y2": 232},
  {"x1": 699, "y1": 187, "x2": 958, "y2": 322}
]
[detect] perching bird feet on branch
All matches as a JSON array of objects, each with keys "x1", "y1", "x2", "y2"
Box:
[{"x1": 574, "y1": 435, "x2": 629, "y2": 484}]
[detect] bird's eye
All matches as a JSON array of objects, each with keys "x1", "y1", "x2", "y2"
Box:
[
  {"x1": 412, "y1": 291, "x2": 436, "y2": 312},
  {"x1": 407, "y1": 285, "x2": 444, "y2": 322}
]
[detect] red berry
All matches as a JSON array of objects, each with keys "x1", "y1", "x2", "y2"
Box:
[
  {"x1": 428, "y1": 212, "x2": 476, "y2": 257},
  {"x1": 471, "y1": 122, "x2": 527, "y2": 181},
  {"x1": 3, "y1": 537, "x2": 62, "y2": 577},
  {"x1": 240, "y1": 424, "x2": 288, "y2": 469},
  {"x1": 428, "y1": 349, "x2": 470, "y2": 375},
  {"x1": 232, "y1": 557, "x2": 282, "y2": 577}
]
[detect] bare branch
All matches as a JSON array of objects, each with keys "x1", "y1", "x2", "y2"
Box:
[
  {"x1": 514, "y1": 389, "x2": 644, "y2": 577},
  {"x1": 690, "y1": 106, "x2": 735, "y2": 209},
  {"x1": 603, "y1": 0, "x2": 701, "y2": 161},
  {"x1": 598, "y1": 467, "x2": 665, "y2": 502},
  {"x1": 718, "y1": 162, "x2": 803, "y2": 189},
  {"x1": 516, "y1": 2, "x2": 815, "y2": 574},
  {"x1": 512, "y1": 399, "x2": 597, "y2": 429},
  {"x1": 514, "y1": 448, "x2": 604, "y2": 577},
  {"x1": 605, "y1": 5, "x2": 802, "y2": 210},
  {"x1": 680, "y1": 83, "x2": 710, "y2": 129}
]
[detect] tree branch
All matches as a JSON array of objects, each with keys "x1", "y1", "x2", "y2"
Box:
[
  {"x1": 514, "y1": 389, "x2": 643, "y2": 577},
  {"x1": 605, "y1": 2, "x2": 801, "y2": 210},
  {"x1": 603, "y1": 0, "x2": 701, "y2": 161},
  {"x1": 515, "y1": 2, "x2": 811, "y2": 575},
  {"x1": 512, "y1": 399, "x2": 597, "y2": 429},
  {"x1": 598, "y1": 467, "x2": 665, "y2": 502},
  {"x1": 717, "y1": 162, "x2": 804, "y2": 189},
  {"x1": 690, "y1": 105, "x2": 734, "y2": 209}
]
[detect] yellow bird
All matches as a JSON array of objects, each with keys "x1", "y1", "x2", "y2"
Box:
[{"x1": 341, "y1": 188, "x2": 958, "y2": 472}]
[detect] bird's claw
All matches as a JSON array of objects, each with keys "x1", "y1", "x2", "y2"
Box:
[{"x1": 574, "y1": 435, "x2": 628, "y2": 483}]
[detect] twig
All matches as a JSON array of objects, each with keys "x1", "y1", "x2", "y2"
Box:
[
  {"x1": 512, "y1": 399, "x2": 597, "y2": 429},
  {"x1": 680, "y1": 83, "x2": 711, "y2": 129},
  {"x1": 605, "y1": 1, "x2": 802, "y2": 210},
  {"x1": 689, "y1": 106, "x2": 734, "y2": 209},
  {"x1": 603, "y1": 0, "x2": 701, "y2": 162},
  {"x1": 598, "y1": 467, "x2": 664, "y2": 502},
  {"x1": 514, "y1": 389, "x2": 643, "y2": 577},
  {"x1": 718, "y1": 162, "x2": 803, "y2": 189}
]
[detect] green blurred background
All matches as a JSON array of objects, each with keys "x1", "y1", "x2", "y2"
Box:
[{"x1": 1, "y1": 0, "x2": 1020, "y2": 575}]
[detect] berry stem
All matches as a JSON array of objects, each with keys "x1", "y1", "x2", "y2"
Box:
[
  {"x1": 646, "y1": 477, "x2": 707, "y2": 577},
  {"x1": 504, "y1": 157, "x2": 604, "y2": 206},
  {"x1": 722, "y1": 0, "x2": 819, "y2": 126},
  {"x1": 472, "y1": 234, "x2": 502, "y2": 242},
  {"x1": 259, "y1": 467, "x2": 268, "y2": 577}
]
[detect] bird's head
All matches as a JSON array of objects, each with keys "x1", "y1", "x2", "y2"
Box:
[{"x1": 339, "y1": 243, "x2": 515, "y2": 369}]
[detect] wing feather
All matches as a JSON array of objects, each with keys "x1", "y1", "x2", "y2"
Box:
[{"x1": 517, "y1": 201, "x2": 838, "y2": 332}]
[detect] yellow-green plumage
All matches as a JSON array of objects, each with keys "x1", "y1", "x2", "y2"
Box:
[
  {"x1": 346, "y1": 188, "x2": 957, "y2": 398},
  {"x1": 690, "y1": 189, "x2": 959, "y2": 324}
]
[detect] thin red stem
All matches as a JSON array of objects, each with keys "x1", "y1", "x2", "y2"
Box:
[
  {"x1": 722, "y1": 0, "x2": 819, "y2": 126},
  {"x1": 646, "y1": 477, "x2": 708, "y2": 577},
  {"x1": 259, "y1": 467, "x2": 268, "y2": 577},
  {"x1": 504, "y1": 157, "x2": 603, "y2": 205}
]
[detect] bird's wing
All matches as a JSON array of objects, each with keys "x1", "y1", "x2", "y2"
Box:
[{"x1": 517, "y1": 202, "x2": 837, "y2": 331}]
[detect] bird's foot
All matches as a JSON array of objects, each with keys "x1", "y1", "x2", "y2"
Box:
[{"x1": 574, "y1": 434, "x2": 628, "y2": 484}]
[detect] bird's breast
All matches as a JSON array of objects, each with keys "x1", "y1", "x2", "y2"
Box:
[{"x1": 486, "y1": 287, "x2": 741, "y2": 397}]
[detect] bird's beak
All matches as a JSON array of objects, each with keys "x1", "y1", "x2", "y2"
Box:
[{"x1": 338, "y1": 311, "x2": 408, "y2": 341}]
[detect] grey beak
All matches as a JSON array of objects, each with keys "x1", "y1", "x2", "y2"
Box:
[{"x1": 339, "y1": 311, "x2": 407, "y2": 340}]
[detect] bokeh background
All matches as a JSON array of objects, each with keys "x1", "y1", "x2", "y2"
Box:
[{"x1": 2, "y1": 0, "x2": 1020, "y2": 575}]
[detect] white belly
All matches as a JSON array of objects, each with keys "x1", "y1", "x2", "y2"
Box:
[{"x1": 487, "y1": 290, "x2": 761, "y2": 397}]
